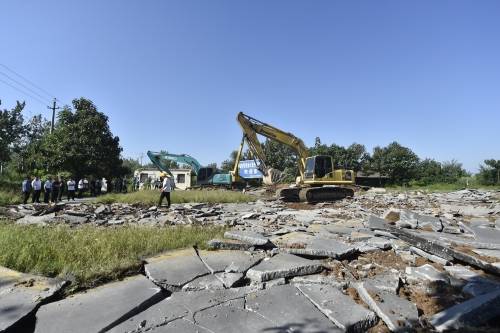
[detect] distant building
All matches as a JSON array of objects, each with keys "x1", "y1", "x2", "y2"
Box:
[{"x1": 134, "y1": 168, "x2": 194, "y2": 190}]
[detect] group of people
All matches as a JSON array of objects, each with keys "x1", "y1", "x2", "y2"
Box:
[{"x1": 21, "y1": 176, "x2": 114, "y2": 204}]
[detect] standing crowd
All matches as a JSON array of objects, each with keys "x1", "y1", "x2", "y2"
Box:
[{"x1": 20, "y1": 176, "x2": 130, "y2": 204}]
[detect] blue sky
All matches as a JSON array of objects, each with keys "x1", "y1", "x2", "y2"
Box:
[{"x1": 1, "y1": 1, "x2": 499, "y2": 172}]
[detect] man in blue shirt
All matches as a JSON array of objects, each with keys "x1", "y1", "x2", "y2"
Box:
[{"x1": 21, "y1": 176, "x2": 31, "y2": 204}]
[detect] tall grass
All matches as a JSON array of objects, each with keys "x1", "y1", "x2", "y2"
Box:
[
  {"x1": 0, "y1": 221, "x2": 225, "y2": 289},
  {"x1": 0, "y1": 190, "x2": 22, "y2": 205},
  {"x1": 94, "y1": 189, "x2": 255, "y2": 205}
]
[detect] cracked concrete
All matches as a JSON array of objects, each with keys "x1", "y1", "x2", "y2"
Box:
[{"x1": 3, "y1": 188, "x2": 500, "y2": 332}]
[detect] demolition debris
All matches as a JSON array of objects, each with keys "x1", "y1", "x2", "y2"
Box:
[{"x1": 1, "y1": 188, "x2": 500, "y2": 332}]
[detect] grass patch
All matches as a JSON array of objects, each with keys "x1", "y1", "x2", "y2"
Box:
[
  {"x1": 94, "y1": 189, "x2": 255, "y2": 205},
  {"x1": 0, "y1": 190, "x2": 22, "y2": 205},
  {"x1": 0, "y1": 221, "x2": 225, "y2": 290}
]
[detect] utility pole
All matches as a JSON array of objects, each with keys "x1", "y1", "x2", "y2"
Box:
[{"x1": 48, "y1": 98, "x2": 60, "y2": 133}]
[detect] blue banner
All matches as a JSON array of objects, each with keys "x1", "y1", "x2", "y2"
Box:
[{"x1": 238, "y1": 160, "x2": 263, "y2": 179}]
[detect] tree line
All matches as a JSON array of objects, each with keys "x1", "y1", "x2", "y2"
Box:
[
  {"x1": 0, "y1": 98, "x2": 128, "y2": 186},
  {"x1": 2, "y1": 97, "x2": 498, "y2": 188},
  {"x1": 221, "y1": 137, "x2": 499, "y2": 186}
]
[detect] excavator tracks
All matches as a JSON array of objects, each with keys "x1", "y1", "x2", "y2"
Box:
[{"x1": 278, "y1": 186, "x2": 354, "y2": 203}]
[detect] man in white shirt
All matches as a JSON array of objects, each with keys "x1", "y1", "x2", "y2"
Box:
[
  {"x1": 77, "y1": 179, "x2": 84, "y2": 198},
  {"x1": 158, "y1": 173, "x2": 174, "y2": 208},
  {"x1": 31, "y1": 176, "x2": 42, "y2": 203},
  {"x1": 43, "y1": 177, "x2": 52, "y2": 203},
  {"x1": 67, "y1": 178, "x2": 76, "y2": 201}
]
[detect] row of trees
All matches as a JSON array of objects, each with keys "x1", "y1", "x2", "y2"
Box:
[
  {"x1": 221, "y1": 137, "x2": 499, "y2": 186},
  {"x1": 0, "y1": 98, "x2": 128, "y2": 181}
]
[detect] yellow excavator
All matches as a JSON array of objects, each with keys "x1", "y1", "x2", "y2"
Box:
[{"x1": 236, "y1": 112, "x2": 356, "y2": 202}]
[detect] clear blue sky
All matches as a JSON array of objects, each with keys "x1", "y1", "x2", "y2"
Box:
[{"x1": 1, "y1": 1, "x2": 499, "y2": 172}]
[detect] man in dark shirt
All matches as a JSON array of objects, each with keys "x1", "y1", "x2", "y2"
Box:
[{"x1": 22, "y1": 176, "x2": 31, "y2": 204}]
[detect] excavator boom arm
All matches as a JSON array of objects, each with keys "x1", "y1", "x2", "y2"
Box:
[
  {"x1": 237, "y1": 112, "x2": 309, "y2": 177},
  {"x1": 147, "y1": 151, "x2": 202, "y2": 175}
]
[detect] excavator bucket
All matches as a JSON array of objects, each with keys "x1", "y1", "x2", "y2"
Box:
[{"x1": 263, "y1": 168, "x2": 284, "y2": 185}]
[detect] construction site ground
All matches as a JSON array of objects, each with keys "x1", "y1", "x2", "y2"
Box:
[{"x1": 1, "y1": 188, "x2": 500, "y2": 332}]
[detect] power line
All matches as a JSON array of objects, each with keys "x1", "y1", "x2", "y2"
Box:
[
  {"x1": 0, "y1": 77, "x2": 49, "y2": 107},
  {"x1": 0, "y1": 63, "x2": 56, "y2": 99},
  {"x1": 0, "y1": 71, "x2": 52, "y2": 104}
]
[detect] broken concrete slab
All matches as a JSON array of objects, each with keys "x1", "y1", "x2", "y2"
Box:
[
  {"x1": 149, "y1": 318, "x2": 212, "y2": 332},
  {"x1": 144, "y1": 248, "x2": 210, "y2": 291},
  {"x1": 470, "y1": 224, "x2": 500, "y2": 245},
  {"x1": 271, "y1": 231, "x2": 316, "y2": 248},
  {"x1": 0, "y1": 266, "x2": 66, "y2": 332},
  {"x1": 366, "y1": 215, "x2": 391, "y2": 231},
  {"x1": 15, "y1": 213, "x2": 55, "y2": 225},
  {"x1": 197, "y1": 250, "x2": 263, "y2": 274},
  {"x1": 350, "y1": 231, "x2": 373, "y2": 242},
  {"x1": 215, "y1": 272, "x2": 244, "y2": 288},
  {"x1": 307, "y1": 223, "x2": 354, "y2": 235},
  {"x1": 362, "y1": 271, "x2": 400, "y2": 294},
  {"x1": 245, "y1": 285, "x2": 342, "y2": 332},
  {"x1": 366, "y1": 236, "x2": 392, "y2": 250},
  {"x1": 194, "y1": 304, "x2": 276, "y2": 333},
  {"x1": 290, "y1": 274, "x2": 348, "y2": 289},
  {"x1": 207, "y1": 238, "x2": 255, "y2": 251},
  {"x1": 283, "y1": 237, "x2": 357, "y2": 259},
  {"x1": 352, "y1": 242, "x2": 379, "y2": 253},
  {"x1": 374, "y1": 229, "x2": 398, "y2": 239},
  {"x1": 406, "y1": 264, "x2": 449, "y2": 283},
  {"x1": 462, "y1": 276, "x2": 500, "y2": 297},
  {"x1": 246, "y1": 253, "x2": 323, "y2": 282},
  {"x1": 430, "y1": 288, "x2": 500, "y2": 332},
  {"x1": 297, "y1": 284, "x2": 377, "y2": 332},
  {"x1": 410, "y1": 246, "x2": 450, "y2": 265},
  {"x1": 443, "y1": 265, "x2": 480, "y2": 280},
  {"x1": 35, "y1": 275, "x2": 163, "y2": 333},
  {"x1": 108, "y1": 288, "x2": 249, "y2": 333},
  {"x1": 356, "y1": 282, "x2": 419, "y2": 332},
  {"x1": 59, "y1": 214, "x2": 89, "y2": 225},
  {"x1": 181, "y1": 274, "x2": 225, "y2": 291},
  {"x1": 472, "y1": 248, "x2": 500, "y2": 259},
  {"x1": 224, "y1": 230, "x2": 271, "y2": 246}
]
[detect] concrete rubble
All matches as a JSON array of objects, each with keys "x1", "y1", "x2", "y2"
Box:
[
  {"x1": 1, "y1": 188, "x2": 500, "y2": 331},
  {"x1": 0, "y1": 267, "x2": 66, "y2": 332}
]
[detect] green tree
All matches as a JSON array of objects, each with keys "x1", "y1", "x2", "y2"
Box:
[
  {"x1": 121, "y1": 157, "x2": 142, "y2": 177},
  {"x1": 220, "y1": 149, "x2": 253, "y2": 172},
  {"x1": 262, "y1": 139, "x2": 298, "y2": 182},
  {"x1": 415, "y1": 158, "x2": 442, "y2": 185},
  {"x1": 441, "y1": 160, "x2": 467, "y2": 183},
  {"x1": 343, "y1": 143, "x2": 370, "y2": 171},
  {"x1": 309, "y1": 138, "x2": 369, "y2": 171},
  {"x1": 0, "y1": 100, "x2": 25, "y2": 163},
  {"x1": 478, "y1": 159, "x2": 500, "y2": 185},
  {"x1": 15, "y1": 114, "x2": 51, "y2": 174},
  {"x1": 370, "y1": 142, "x2": 419, "y2": 185},
  {"x1": 41, "y1": 98, "x2": 123, "y2": 178}
]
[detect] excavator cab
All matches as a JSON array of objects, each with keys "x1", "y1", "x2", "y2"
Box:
[
  {"x1": 197, "y1": 167, "x2": 214, "y2": 185},
  {"x1": 304, "y1": 155, "x2": 333, "y2": 179}
]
